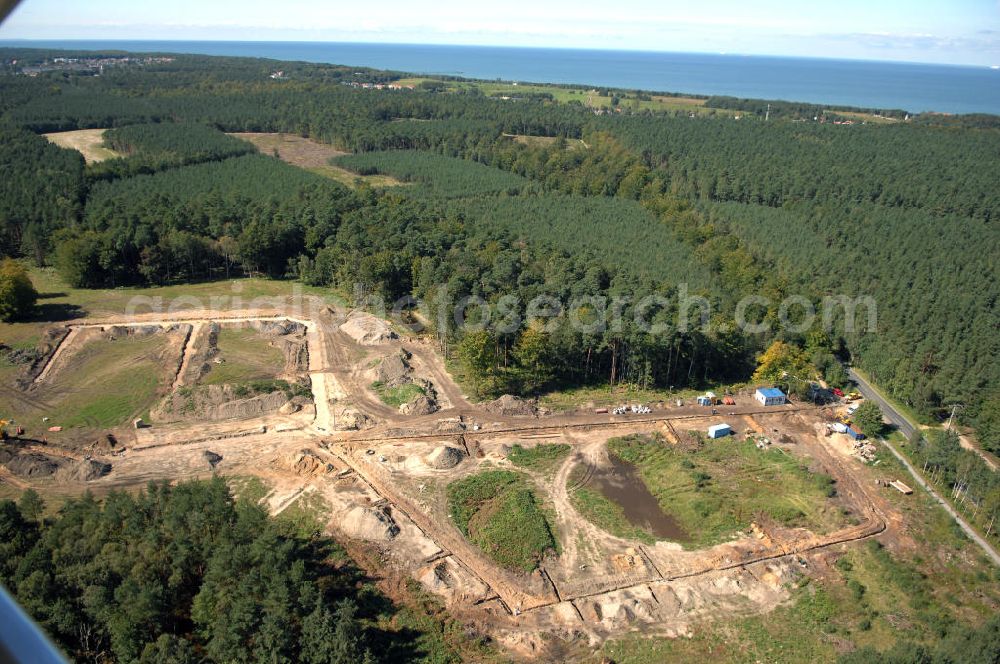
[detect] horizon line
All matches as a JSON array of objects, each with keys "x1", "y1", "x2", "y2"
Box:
[{"x1": 0, "y1": 37, "x2": 995, "y2": 70}]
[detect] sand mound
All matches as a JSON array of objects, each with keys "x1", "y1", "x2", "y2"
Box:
[
  {"x1": 339, "y1": 506, "x2": 399, "y2": 541},
  {"x1": 5, "y1": 453, "x2": 61, "y2": 478},
  {"x1": 424, "y1": 445, "x2": 463, "y2": 469},
  {"x1": 339, "y1": 313, "x2": 398, "y2": 345},
  {"x1": 105, "y1": 324, "x2": 163, "y2": 338},
  {"x1": 0, "y1": 343, "x2": 41, "y2": 367},
  {"x1": 17, "y1": 327, "x2": 70, "y2": 386},
  {"x1": 250, "y1": 319, "x2": 306, "y2": 337},
  {"x1": 279, "y1": 401, "x2": 301, "y2": 414},
  {"x1": 289, "y1": 449, "x2": 333, "y2": 476},
  {"x1": 435, "y1": 418, "x2": 466, "y2": 433},
  {"x1": 56, "y1": 459, "x2": 112, "y2": 482},
  {"x1": 400, "y1": 394, "x2": 438, "y2": 416},
  {"x1": 483, "y1": 394, "x2": 537, "y2": 417},
  {"x1": 375, "y1": 350, "x2": 412, "y2": 387},
  {"x1": 418, "y1": 561, "x2": 455, "y2": 593},
  {"x1": 154, "y1": 384, "x2": 291, "y2": 422},
  {"x1": 332, "y1": 406, "x2": 376, "y2": 431}
]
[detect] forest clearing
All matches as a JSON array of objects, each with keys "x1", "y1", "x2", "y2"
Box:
[
  {"x1": 2, "y1": 46, "x2": 999, "y2": 663},
  {"x1": 231, "y1": 131, "x2": 406, "y2": 187},
  {"x1": 42, "y1": 128, "x2": 119, "y2": 162},
  {"x1": 3, "y1": 274, "x2": 996, "y2": 661}
]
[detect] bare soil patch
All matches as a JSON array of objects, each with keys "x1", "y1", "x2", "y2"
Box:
[
  {"x1": 43, "y1": 129, "x2": 120, "y2": 163},
  {"x1": 229, "y1": 132, "x2": 404, "y2": 187}
]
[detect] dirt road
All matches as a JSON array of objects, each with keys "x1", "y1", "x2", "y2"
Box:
[{"x1": 880, "y1": 436, "x2": 1000, "y2": 567}]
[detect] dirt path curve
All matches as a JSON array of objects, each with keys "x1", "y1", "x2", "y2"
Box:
[
  {"x1": 322, "y1": 441, "x2": 558, "y2": 612},
  {"x1": 547, "y1": 432, "x2": 637, "y2": 584},
  {"x1": 407, "y1": 342, "x2": 472, "y2": 412},
  {"x1": 312, "y1": 308, "x2": 398, "y2": 422}
]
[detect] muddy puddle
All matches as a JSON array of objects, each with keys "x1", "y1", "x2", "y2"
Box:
[{"x1": 585, "y1": 454, "x2": 689, "y2": 542}]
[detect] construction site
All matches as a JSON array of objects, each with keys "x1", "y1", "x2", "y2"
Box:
[{"x1": 0, "y1": 297, "x2": 914, "y2": 658}]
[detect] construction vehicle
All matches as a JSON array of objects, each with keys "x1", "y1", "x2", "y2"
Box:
[
  {"x1": 845, "y1": 425, "x2": 866, "y2": 441},
  {"x1": 846, "y1": 391, "x2": 862, "y2": 401}
]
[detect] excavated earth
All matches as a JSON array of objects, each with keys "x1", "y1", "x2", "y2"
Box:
[{"x1": 0, "y1": 300, "x2": 903, "y2": 661}]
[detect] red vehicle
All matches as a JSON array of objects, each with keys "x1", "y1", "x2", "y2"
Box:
[{"x1": 832, "y1": 388, "x2": 844, "y2": 397}]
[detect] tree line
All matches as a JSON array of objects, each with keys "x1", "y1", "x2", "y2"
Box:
[
  {"x1": 0, "y1": 478, "x2": 450, "y2": 663},
  {"x1": 91, "y1": 121, "x2": 257, "y2": 181},
  {"x1": 2, "y1": 46, "x2": 998, "y2": 430}
]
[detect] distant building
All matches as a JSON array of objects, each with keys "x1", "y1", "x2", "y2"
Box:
[{"x1": 754, "y1": 387, "x2": 786, "y2": 407}]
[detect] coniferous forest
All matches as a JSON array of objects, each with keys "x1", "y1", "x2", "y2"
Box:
[
  {"x1": 2, "y1": 45, "x2": 1000, "y2": 664},
  {"x1": 0, "y1": 478, "x2": 474, "y2": 663},
  {"x1": 0, "y1": 48, "x2": 998, "y2": 442}
]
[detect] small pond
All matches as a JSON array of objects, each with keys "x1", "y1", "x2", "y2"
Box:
[{"x1": 582, "y1": 453, "x2": 689, "y2": 542}]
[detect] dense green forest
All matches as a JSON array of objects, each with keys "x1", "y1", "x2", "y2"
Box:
[
  {"x1": 0, "y1": 478, "x2": 470, "y2": 663},
  {"x1": 1, "y1": 46, "x2": 998, "y2": 442},
  {"x1": 700, "y1": 200, "x2": 1000, "y2": 416},
  {"x1": 333, "y1": 150, "x2": 532, "y2": 198},
  {"x1": 2, "y1": 45, "x2": 1000, "y2": 664},
  {"x1": 0, "y1": 124, "x2": 85, "y2": 263},
  {"x1": 68, "y1": 154, "x2": 358, "y2": 285},
  {"x1": 92, "y1": 122, "x2": 257, "y2": 180},
  {"x1": 442, "y1": 194, "x2": 713, "y2": 285}
]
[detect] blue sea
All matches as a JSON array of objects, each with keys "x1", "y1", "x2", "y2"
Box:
[{"x1": 2, "y1": 40, "x2": 998, "y2": 115}]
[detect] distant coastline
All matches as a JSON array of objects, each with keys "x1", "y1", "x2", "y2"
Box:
[{"x1": 2, "y1": 39, "x2": 998, "y2": 114}]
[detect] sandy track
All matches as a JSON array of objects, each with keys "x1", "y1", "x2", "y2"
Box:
[{"x1": 8, "y1": 299, "x2": 902, "y2": 652}]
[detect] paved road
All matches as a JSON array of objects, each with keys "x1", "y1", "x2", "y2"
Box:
[
  {"x1": 850, "y1": 366, "x2": 998, "y2": 469},
  {"x1": 850, "y1": 367, "x2": 1000, "y2": 565},
  {"x1": 879, "y1": 436, "x2": 1000, "y2": 567},
  {"x1": 848, "y1": 368, "x2": 916, "y2": 439}
]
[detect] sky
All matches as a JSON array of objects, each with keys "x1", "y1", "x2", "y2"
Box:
[{"x1": 1, "y1": 0, "x2": 998, "y2": 66}]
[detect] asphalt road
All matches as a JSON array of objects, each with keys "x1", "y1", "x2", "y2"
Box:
[
  {"x1": 849, "y1": 367, "x2": 1000, "y2": 566},
  {"x1": 848, "y1": 368, "x2": 917, "y2": 439}
]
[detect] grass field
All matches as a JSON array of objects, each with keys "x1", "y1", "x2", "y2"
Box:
[
  {"x1": 0, "y1": 333, "x2": 173, "y2": 430},
  {"x1": 604, "y1": 524, "x2": 1000, "y2": 663},
  {"x1": 0, "y1": 265, "x2": 344, "y2": 351},
  {"x1": 58, "y1": 335, "x2": 169, "y2": 427},
  {"x1": 372, "y1": 381, "x2": 425, "y2": 408},
  {"x1": 43, "y1": 128, "x2": 120, "y2": 163},
  {"x1": 537, "y1": 383, "x2": 747, "y2": 412},
  {"x1": 503, "y1": 133, "x2": 589, "y2": 150},
  {"x1": 228, "y1": 475, "x2": 271, "y2": 504},
  {"x1": 507, "y1": 443, "x2": 571, "y2": 474},
  {"x1": 229, "y1": 132, "x2": 404, "y2": 188},
  {"x1": 608, "y1": 434, "x2": 848, "y2": 548},
  {"x1": 393, "y1": 78, "x2": 895, "y2": 122},
  {"x1": 203, "y1": 327, "x2": 285, "y2": 386},
  {"x1": 0, "y1": 266, "x2": 345, "y2": 432},
  {"x1": 277, "y1": 490, "x2": 332, "y2": 538},
  {"x1": 446, "y1": 470, "x2": 556, "y2": 572}
]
